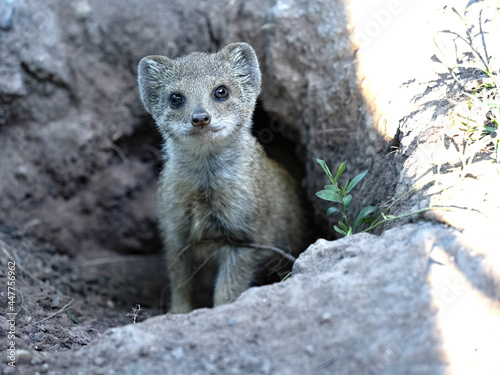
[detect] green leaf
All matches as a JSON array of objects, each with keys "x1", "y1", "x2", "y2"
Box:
[
  {"x1": 341, "y1": 180, "x2": 348, "y2": 196},
  {"x1": 338, "y1": 220, "x2": 349, "y2": 233},
  {"x1": 333, "y1": 161, "x2": 346, "y2": 185},
  {"x1": 343, "y1": 195, "x2": 352, "y2": 211},
  {"x1": 353, "y1": 206, "x2": 380, "y2": 232},
  {"x1": 355, "y1": 217, "x2": 379, "y2": 233},
  {"x1": 326, "y1": 207, "x2": 342, "y2": 217},
  {"x1": 334, "y1": 225, "x2": 347, "y2": 236},
  {"x1": 360, "y1": 217, "x2": 377, "y2": 225},
  {"x1": 316, "y1": 190, "x2": 343, "y2": 203},
  {"x1": 346, "y1": 170, "x2": 368, "y2": 194},
  {"x1": 317, "y1": 159, "x2": 335, "y2": 184},
  {"x1": 324, "y1": 185, "x2": 337, "y2": 191}
]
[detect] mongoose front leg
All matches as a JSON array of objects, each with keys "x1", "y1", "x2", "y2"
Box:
[
  {"x1": 213, "y1": 247, "x2": 262, "y2": 306},
  {"x1": 166, "y1": 249, "x2": 194, "y2": 314}
]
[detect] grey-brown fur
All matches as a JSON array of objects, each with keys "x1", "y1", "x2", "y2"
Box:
[{"x1": 138, "y1": 43, "x2": 309, "y2": 313}]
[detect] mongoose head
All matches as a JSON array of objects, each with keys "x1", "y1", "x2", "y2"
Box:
[{"x1": 138, "y1": 43, "x2": 262, "y2": 145}]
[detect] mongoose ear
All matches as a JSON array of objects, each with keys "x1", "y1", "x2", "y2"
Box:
[
  {"x1": 137, "y1": 55, "x2": 172, "y2": 115},
  {"x1": 218, "y1": 43, "x2": 262, "y2": 94}
]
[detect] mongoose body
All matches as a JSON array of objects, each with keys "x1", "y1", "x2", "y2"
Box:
[{"x1": 138, "y1": 43, "x2": 309, "y2": 313}]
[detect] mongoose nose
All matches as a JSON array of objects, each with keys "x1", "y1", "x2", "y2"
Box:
[{"x1": 191, "y1": 110, "x2": 211, "y2": 127}]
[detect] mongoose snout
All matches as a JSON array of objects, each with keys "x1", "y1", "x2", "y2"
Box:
[{"x1": 191, "y1": 110, "x2": 211, "y2": 127}]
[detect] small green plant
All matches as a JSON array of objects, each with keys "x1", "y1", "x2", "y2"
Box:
[
  {"x1": 450, "y1": 67, "x2": 500, "y2": 167},
  {"x1": 316, "y1": 159, "x2": 378, "y2": 236},
  {"x1": 316, "y1": 159, "x2": 438, "y2": 236}
]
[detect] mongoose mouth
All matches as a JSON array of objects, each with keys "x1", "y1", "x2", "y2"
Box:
[{"x1": 189, "y1": 124, "x2": 223, "y2": 138}]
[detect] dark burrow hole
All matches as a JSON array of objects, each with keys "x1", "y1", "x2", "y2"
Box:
[{"x1": 252, "y1": 100, "x2": 306, "y2": 182}]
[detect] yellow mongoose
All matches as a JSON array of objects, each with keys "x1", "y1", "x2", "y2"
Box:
[{"x1": 138, "y1": 43, "x2": 309, "y2": 313}]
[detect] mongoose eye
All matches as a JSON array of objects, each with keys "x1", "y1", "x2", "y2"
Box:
[
  {"x1": 213, "y1": 85, "x2": 229, "y2": 101},
  {"x1": 169, "y1": 93, "x2": 185, "y2": 108}
]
